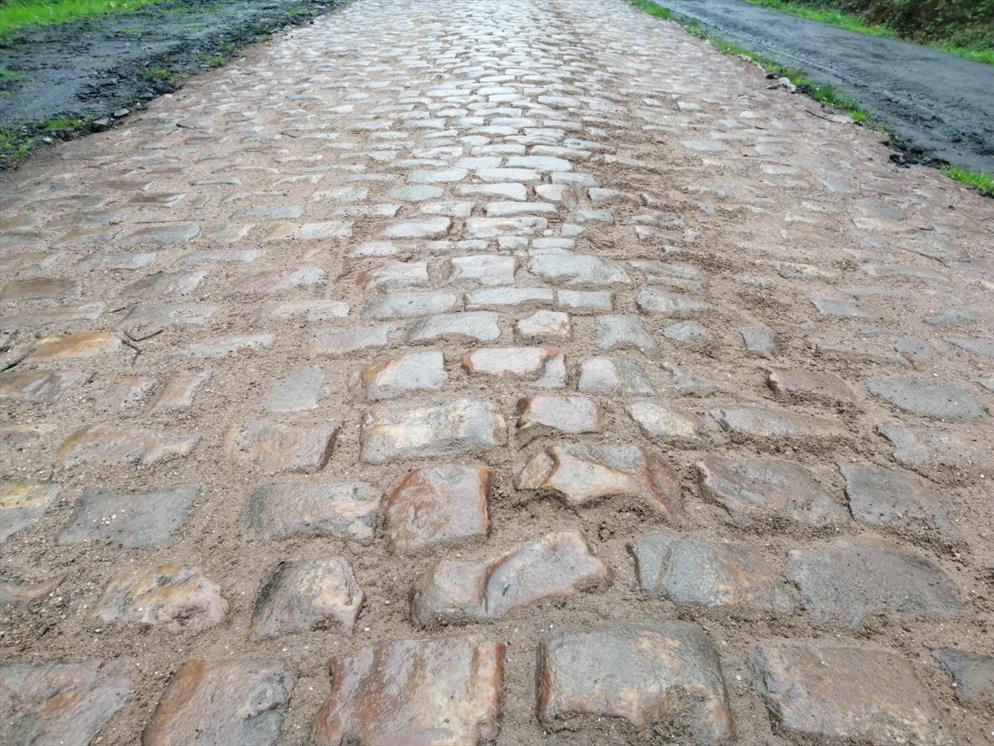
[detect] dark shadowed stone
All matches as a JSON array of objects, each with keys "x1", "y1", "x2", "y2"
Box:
[
  {"x1": 0, "y1": 659, "x2": 132, "y2": 746},
  {"x1": 244, "y1": 482, "x2": 381, "y2": 543},
  {"x1": 386, "y1": 464, "x2": 491, "y2": 553},
  {"x1": 411, "y1": 530, "x2": 611, "y2": 626},
  {"x1": 58, "y1": 424, "x2": 199, "y2": 466},
  {"x1": 631, "y1": 532, "x2": 794, "y2": 613},
  {"x1": 753, "y1": 644, "x2": 955, "y2": 744},
  {"x1": 145, "y1": 660, "x2": 293, "y2": 746},
  {"x1": 224, "y1": 421, "x2": 339, "y2": 474},
  {"x1": 710, "y1": 406, "x2": 848, "y2": 440},
  {"x1": 787, "y1": 538, "x2": 964, "y2": 626},
  {"x1": 840, "y1": 463, "x2": 953, "y2": 535},
  {"x1": 867, "y1": 378, "x2": 985, "y2": 418},
  {"x1": 0, "y1": 483, "x2": 56, "y2": 543},
  {"x1": 516, "y1": 443, "x2": 681, "y2": 518},
  {"x1": 696, "y1": 456, "x2": 847, "y2": 526},
  {"x1": 250, "y1": 558, "x2": 363, "y2": 640},
  {"x1": 537, "y1": 622, "x2": 733, "y2": 743},
  {"x1": 311, "y1": 636, "x2": 503, "y2": 746},
  {"x1": 59, "y1": 485, "x2": 196, "y2": 547},
  {"x1": 934, "y1": 649, "x2": 994, "y2": 705}
]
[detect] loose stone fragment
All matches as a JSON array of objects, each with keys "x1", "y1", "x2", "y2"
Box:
[
  {"x1": 578, "y1": 356, "x2": 654, "y2": 395},
  {"x1": 245, "y1": 481, "x2": 381, "y2": 543},
  {"x1": 631, "y1": 532, "x2": 794, "y2": 612},
  {"x1": 516, "y1": 394, "x2": 601, "y2": 442},
  {"x1": 767, "y1": 367, "x2": 854, "y2": 403},
  {"x1": 696, "y1": 456, "x2": 846, "y2": 526},
  {"x1": 840, "y1": 462, "x2": 952, "y2": 535},
  {"x1": 94, "y1": 564, "x2": 226, "y2": 633},
  {"x1": 0, "y1": 659, "x2": 131, "y2": 746},
  {"x1": 311, "y1": 636, "x2": 503, "y2": 746},
  {"x1": 408, "y1": 311, "x2": 501, "y2": 343},
  {"x1": 537, "y1": 622, "x2": 733, "y2": 743},
  {"x1": 251, "y1": 558, "x2": 363, "y2": 640},
  {"x1": 145, "y1": 660, "x2": 293, "y2": 746},
  {"x1": 411, "y1": 530, "x2": 610, "y2": 626},
  {"x1": 516, "y1": 443, "x2": 681, "y2": 518},
  {"x1": 309, "y1": 324, "x2": 393, "y2": 355},
  {"x1": 361, "y1": 399, "x2": 506, "y2": 464},
  {"x1": 753, "y1": 644, "x2": 955, "y2": 744},
  {"x1": 787, "y1": 538, "x2": 964, "y2": 626},
  {"x1": 59, "y1": 485, "x2": 195, "y2": 547},
  {"x1": 867, "y1": 378, "x2": 985, "y2": 418},
  {"x1": 58, "y1": 424, "x2": 198, "y2": 466},
  {"x1": 595, "y1": 314, "x2": 656, "y2": 349},
  {"x1": 934, "y1": 649, "x2": 994, "y2": 705},
  {"x1": 28, "y1": 331, "x2": 122, "y2": 360},
  {"x1": 626, "y1": 401, "x2": 702, "y2": 440},
  {"x1": 515, "y1": 310, "x2": 571, "y2": 340},
  {"x1": 152, "y1": 370, "x2": 211, "y2": 412},
  {"x1": 386, "y1": 464, "x2": 491, "y2": 553},
  {"x1": 710, "y1": 406, "x2": 848, "y2": 440},
  {"x1": 224, "y1": 421, "x2": 338, "y2": 474},
  {"x1": 0, "y1": 483, "x2": 57, "y2": 543},
  {"x1": 362, "y1": 351, "x2": 446, "y2": 399}
]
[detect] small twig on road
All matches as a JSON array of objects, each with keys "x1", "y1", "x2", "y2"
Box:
[
  {"x1": 109, "y1": 302, "x2": 136, "y2": 314},
  {"x1": 124, "y1": 327, "x2": 163, "y2": 343},
  {"x1": 120, "y1": 336, "x2": 143, "y2": 363},
  {"x1": 805, "y1": 109, "x2": 837, "y2": 123},
  {"x1": 0, "y1": 350, "x2": 29, "y2": 373}
]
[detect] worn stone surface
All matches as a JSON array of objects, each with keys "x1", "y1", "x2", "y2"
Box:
[
  {"x1": 537, "y1": 622, "x2": 733, "y2": 743},
  {"x1": 312, "y1": 636, "x2": 503, "y2": 746},
  {"x1": 840, "y1": 462, "x2": 953, "y2": 535},
  {"x1": 710, "y1": 406, "x2": 848, "y2": 440},
  {"x1": 0, "y1": 370, "x2": 85, "y2": 403},
  {"x1": 753, "y1": 644, "x2": 955, "y2": 744},
  {"x1": 878, "y1": 423, "x2": 993, "y2": 472},
  {"x1": 59, "y1": 485, "x2": 195, "y2": 547},
  {"x1": 578, "y1": 356, "x2": 654, "y2": 395},
  {"x1": 767, "y1": 367, "x2": 854, "y2": 403},
  {"x1": 386, "y1": 464, "x2": 491, "y2": 553},
  {"x1": 28, "y1": 331, "x2": 122, "y2": 360},
  {"x1": 516, "y1": 394, "x2": 602, "y2": 442},
  {"x1": 411, "y1": 530, "x2": 611, "y2": 625},
  {"x1": 408, "y1": 311, "x2": 501, "y2": 342},
  {"x1": 361, "y1": 351, "x2": 446, "y2": 399},
  {"x1": 309, "y1": 324, "x2": 393, "y2": 355},
  {"x1": 262, "y1": 367, "x2": 326, "y2": 412},
  {"x1": 934, "y1": 649, "x2": 994, "y2": 705},
  {"x1": 515, "y1": 310, "x2": 571, "y2": 340},
  {"x1": 868, "y1": 378, "x2": 986, "y2": 418},
  {"x1": 224, "y1": 421, "x2": 338, "y2": 474},
  {"x1": 245, "y1": 481, "x2": 381, "y2": 543},
  {"x1": 626, "y1": 400, "x2": 702, "y2": 440},
  {"x1": 0, "y1": 483, "x2": 57, "y2": 544},
  {"x1": 145, "y1": 659, "x2": 293, "y2": 746},
  {"x1": 58, "y1": 424, "x2": 199, "y2": 466}
]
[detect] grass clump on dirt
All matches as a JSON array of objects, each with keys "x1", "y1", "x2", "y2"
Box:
[
  {"x1": 745, "y1": 0, "x2": 994, "y2": 64},
  {"x1": 0, "y1": 0, "x2": 169, "y2": 35},
  {"x1": 944, "y1": 166, "x2": 994, "y2": 197}
]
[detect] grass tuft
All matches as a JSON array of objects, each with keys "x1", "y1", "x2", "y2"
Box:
[
  {"x1": 0, "y1": 0, "x2": 169, "y2": 35},
  {"x1": 943, "y1": 166, "x2": 994, "y2": 197}
]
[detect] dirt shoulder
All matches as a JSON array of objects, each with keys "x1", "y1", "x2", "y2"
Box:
[{"x1": 0, "y1": 0, "x2": 344, "y2": 168}]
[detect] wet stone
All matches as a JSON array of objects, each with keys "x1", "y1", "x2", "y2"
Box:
[
  {"x1": 386, "y1": 464, "x2": 491, "y2": 553},
  {"x1": 753, "y1": 644, "x2": 954, "y2": 745},
  {"x1": 363, "y1": 290, "x2": 459, "y2": 319},
  {"x1": 578, "y1": 356, "x2": 654, "y2": 395},
  {"x1": 250, "y1": 557, "x2": 363, "y2": 640},
  {"x1": 356, "y1": 261, "x2": 429, "y2": 290},
  {"x1": 767, "y1": 367, "x2": 854, "y2": 403},
  {"x1": 408, "y1": 311, "x2": 500, "y2": 343},
  {"x1": 59, "y1": 485, "x2": 196, "y2": 547},
  {"x1": 867, "y1": 378, "x2": 985, "y2": 418},
  {"x1": 245, "y1": 481, "x2": 381, "y2": 543},
  {"x1": 361, "y1": 398, "x2": 506, "y2": 464},
  {"x1": 58, "y1": 424, "x2": 198, "y2": 466},
  {"x1": 145, "y1": 659, "x2": 293, "y2": 746},
  {"x1": 450, "y1": 254, "x2": 517, "y2": 285},
  {"x1": 516, "y1": 443, "x2": 681, "y2": 518},
  {"x1": 224, "y1": 421, "x2": 339, "y2": 474},
  {"x1": 516, "y1": 394, "x2": 602, "y2": 442},
  {"x1": 362, "y1": 351, "x2": 446, "y2": 399},
  {"x1": 1, "y1": 277, "x2": 81, "y2": 300},
  {"x1": 0, "y1": 659, "x2": 132, "y2": 746},
  {"x1": 263, "y1": 367, "x2": 326, "y2": 412},
  {"x1": 710, "y1": 406, "x2": 848, "y2": 441},
  {"x1": 152, "y1": 370, "x2": 211, "y2": 412},
  {"x1": 94, "y1": 564, "x2": 226, "y2": 633},
  {"x1": 537, "y1": 622, "x2": 733, "y2": 743},
  {"x1": 528, "y1": 253, "x2": 630, "y2": 285},
  {"x1": 0, "y1": 370, "x2": 85, "y2": 403},
  {"x1": 631, "y1": 532, "x2": 794, "y2": 613},
  {"x1": 626, "y1": 401, "x2": 703, "y2": 440},
  {"x1": 0, "y1": 483, "x2": 57, "y2": 543},
  {"x1": 934, "y1": 649, "x2": 994, "y2": 705},
  {"x1": 516, "y1": 310, "x2": 571, "y2": 340},
  {"x1": 311, "y1": 636, "x2": 503, "y2": 746},
  {"x1": 595, "y1": 314, "x2": 656, "y2": 350},
  {"x1": 309, "y1": 324, "x2": 393, "y2": 355},
  {"x1": 411, "y1": 530, "x2": 610, "y2": 626},
  {"x1": 636, "y1": 288, "x2": 711, "y2": 316},
  {"x1": 841, "y1": 462, "x2": 952, "y2": 535},
  {"x1": 787, "y1": 538, "x2": 964, "y2": 626},
  {"x1": 28, "y1": 331, "x2": 122, "y2": 360},
  {"x1": 696, "y1": 456, "x2": 847, "y2": 526},
  {"x1": 181, "y1": 333, "x2": 275, "y2": 358}
]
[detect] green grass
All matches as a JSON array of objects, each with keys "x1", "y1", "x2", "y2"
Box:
[
  {"x1": 944, "y1": 166, "x2": 994, "y2": 196},
  {"x1": 0, "y1": 0, "x2": 169, "y2": 35},
  {"x1": 0, "y1": 127, "x2": 34, "y2": 168}
]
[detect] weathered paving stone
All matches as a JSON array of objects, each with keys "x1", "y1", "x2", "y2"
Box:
[
  {"x1": 945, "y1": 335, "x2": 994, "y2": 357},
  {"x1": 309, "y1": 324, "x2": 393, "y2": 355},
  {"x1": 710, "y1": 406, "x2": 848, "y2": 440},
  {"x1": 263, "y1": 299, "x2": 349, "y2": 322},
  {"x1": 463, "y1": 346, "x2": 559, "y2": 379},
  {"x1": 28, "y1": 331, "x2": 122, "y2": 360},
  {"x1": 151, "y1": 370, "x2": 211, "y2": 412},
  {"x1": 465, "y1": 216, "x2": 547, "y2": 238},
  {"x1": 224, "y1": 421, "x2": 339, "y2": 474},
  {"x1": 767, "y1": 367, "x2": 854, "y2": 403},
  {"x1": 94, "y1": 564, "x2": 226, "y2": 633},
  {"x1": 515, "y1": 310, "x2": 571, "y2": 340},
  {"x1": 787, "y1": 538, "x2": 964, "y2": 626},
  {"x1": 250, "y1": 557, "x2": 363, "y2": 640},
  {"x1": 867, "y1": 378, "x2": 985, "y2": 418},
  {"x1": 631, "y1": 532, "x2": 794, "y2": 613},
  {"x1": 840, "y1": 462, "x2": 952, "y2": 535},
  {"x1": 361, "y1": 399, "x2": 506, "y2": 464},
  {"x1": 516, "y1": 394, "x2": 602, "y2": 442},
  {"x1": 79, "y1": 251, "x2": 156, "y2": 271},
  {"x1": 636, "y1": 288, "x2": 711, "y2": 316},
  {"x1": 741, "y1": 327, "x2": 777, "y2": 357},
  {"x1": 389, "y1": 184, "x2": 444, "y2": 201},
  {"x1": 99, "y1": 374, "x2": 156, "y2": 409},
  {"x1": 408, "y1": 311, "x2": 501, "y2": 342},
  {"x1": 1, "y1": 277, "x2": 81, "y2": 300},
  {"x1": 58, "y1": 424, "x2": 198, "y2": 466},
  {"x1": 626, "y1": 401, "x2": 703, "y2": 440},
  {"x1": 557, "y1": 289, "x2": 613, "y2": 313},
  {"x1": 878, "y1": 423, "x2": 993, "y2": 472},
  {"x1": 0, "y1": 659, "x2": 132, "y2": 746},
  {"x1": 124, "y1": 302, "x2": 218, "y2": 327},
  {"x1": 411, "y1": 530, "x2": 610, "y2": 626},
  {"x1": 386, "y1": 464, "x2": 491, "y2": 553},
  {"x1": 120, "y1": 223, "x2": 201, "y2": 245},
  {"x1": 528, "y1": 253, "x2": 630, "y2": 285},
  {"x1": 245, "y1": 481, "x2": 381, "y2": 543},
  {"x1": 753, "y1": 644, "x2": 955, "y2": 744},
  {"x1": 362, "y1": 351, "x2": 446, "y2": 399},
  {"x1": 537, "y1": 622, "x2": 733, "y2": 743},
  {"x1": 696, "y1": 456, "x2": 847, "y2": 526},
  {"x1": 267, "y1": 220, "x2": 352, "y2": 241},
  {"x1": 5, "y1": 302, "x2": 106, "y2": 328},
  {"x1": 144, "y1": 659, "x2": 293, "y2": 746},
  {"x1": 516, "y1": 443, "x2": 681, "y2": 517},
  {"x1": 466, "y1": 286, "x2": 554, "y2": 309},
  {"x1": 450, "y1": 254, "x2": 517, "y2": 285},
  {"x1": 0, "y1": 483, "x2": 57, "y2": 543},
  {"x1": 356, "y1": 261, "x2": 429, "y2": 290},
  {"x1": 664, "y1": 320, "x2": 715, "y2": 348},
  {"x1": 232, "y1": 266, "x2": 325, "y2": 294},
  {"x1": 595, "y1": 314, "x2": 656, "y2": 350},
  {"x1": 934, "y1": 649, "x2": 994, "y2": 705},
  {"x1": 263, "y1": 367, "x2": 326, "y2": 412},
  {"x1": 381, "y1": 216, "x2": 451, "y2": 239},
  {"x1": 363, "y1": 290, "x2": 459, "y2": 319},
  {"x1": 578, "y1": 356, "x2": 654, "y2": 395},
  {"x1": 810, "y1": 297, "x2": 868, "y2": 318},
  {"x1": 120, "y1": 269, "x2": 207, "y2": 297},
  {"x1": 59, "y1": 485, "x2": 195, "y2": 547},
  {"x1": 181, "y1": 333, "x2": 275, "y2": 358},
  {"x1": 311, "y1": 635, "x2": 503, "y2": 746}
]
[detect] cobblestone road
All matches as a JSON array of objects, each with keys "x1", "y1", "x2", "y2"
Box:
[{"x1": 2, "y1": 0, "x2": 993, "y2": 743}]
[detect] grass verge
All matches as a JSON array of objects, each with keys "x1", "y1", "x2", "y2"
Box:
[
  {"x1": 943, "y1": 166, "x2": 994, "y2": 197},
  {"x1": 0, "y1": 0, "x2": 169, "y2": 35},
  {"x1": 745, "y1": 0, "x2": 994, "y2": 64}
]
